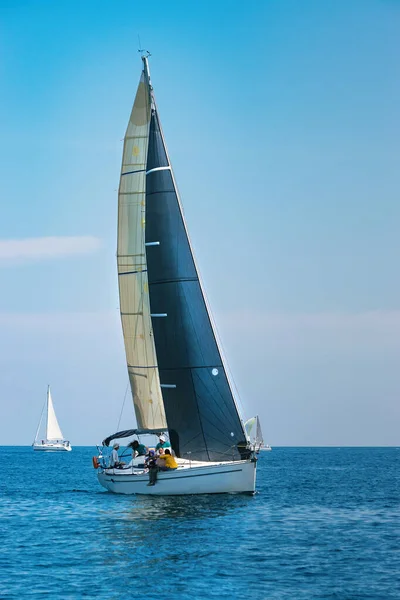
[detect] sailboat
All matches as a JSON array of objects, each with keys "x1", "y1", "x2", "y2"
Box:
[
  {"x1": 32, "y1": 386, "x2": 72, "y2": 451},
  {"x1": 95, "y1": 54, "x2": 262, "y2": 495}
]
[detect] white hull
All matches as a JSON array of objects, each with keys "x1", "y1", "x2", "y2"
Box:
[
  {"x1": 97, "y1": 458, "x2": 257, "y2": 496},
  {"x1": 33, "y1": 443, "x2": 72, "y2": 452}
]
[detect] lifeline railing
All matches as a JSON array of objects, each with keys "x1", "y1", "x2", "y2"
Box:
[{"x1": 98, "y1": 442, "x2": 255, "y2": 473}]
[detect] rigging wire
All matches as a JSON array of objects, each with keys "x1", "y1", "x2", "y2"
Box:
[
  {"x1": 116, "y1": 384, "x2": 130, "y2": 432},
  {"x1": 137, "y1": 35, "x2": 151, "y2": 58},
  {"x1": 201, "y1": 281, "x2": 248, "y2": 421},
  {"x1": 33, "y1": 395, "x2": 47, "y2": 443}
]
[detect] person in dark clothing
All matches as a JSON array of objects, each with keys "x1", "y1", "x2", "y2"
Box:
[
  {"x1": 128, "y1": 440, "x2": 147, "y2": 457},
  {"x1": 145, "y1": 450, "x2": 158, "y2": 486}
]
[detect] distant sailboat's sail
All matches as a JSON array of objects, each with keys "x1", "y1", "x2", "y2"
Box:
[
  {"x1": 244, "y1": 416, "x2": 264, "y2": 450},
  {"x1": 117, "y1": 67, "x2": 167, "y2": 430},
  {"x1": 46, "y1": 387, "x2": 64, "y2": 440},
  {"x1": 141, "y1": 58, "x2": 248, "y2": 462}
]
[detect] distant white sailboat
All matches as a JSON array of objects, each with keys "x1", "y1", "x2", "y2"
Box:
[{"x1": 32, "y1": 386, "x2": 71, "y2": 452}]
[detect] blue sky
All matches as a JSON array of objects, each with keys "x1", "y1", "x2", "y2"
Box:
[{"x1": 0, "y1": 0, "x2": 399, "y2": 445}]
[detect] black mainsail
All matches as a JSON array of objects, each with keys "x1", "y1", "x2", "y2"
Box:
[{"x1": 142, "y1": 57, "x2": 248, "y2": 462}]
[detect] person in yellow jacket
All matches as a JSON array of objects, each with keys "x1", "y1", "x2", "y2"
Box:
[{"x1": 157, "y1": 449, "x2": 178, "y2": 470}]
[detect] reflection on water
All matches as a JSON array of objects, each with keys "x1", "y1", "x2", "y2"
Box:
[
  {"x1": 120, "y1": 493, "x2": 253, "y2": 522},
  {"x1": 99, "y1": 492, "x2": 255, "y2": 562}
]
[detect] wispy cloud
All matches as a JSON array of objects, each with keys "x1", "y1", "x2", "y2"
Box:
[{"x1": 0, "y1": 236, "x2": 101, "y2": 265}]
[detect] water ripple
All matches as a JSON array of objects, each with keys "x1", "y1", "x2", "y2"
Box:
[{"x1": 0, "y1": 446, "x2": 399, "y2": 599}]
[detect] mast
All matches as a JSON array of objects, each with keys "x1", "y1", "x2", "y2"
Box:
[
  {"x1": 142, "y1": 54, "x2": 152, "y2": 89},
  {"x1": 143, "y1": 58, "x2": 248, "y2": 462}
]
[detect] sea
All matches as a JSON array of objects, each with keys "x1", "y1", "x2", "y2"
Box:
[{"x1": 0, "y1": 447, "x2": 399, "y2": 600}]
